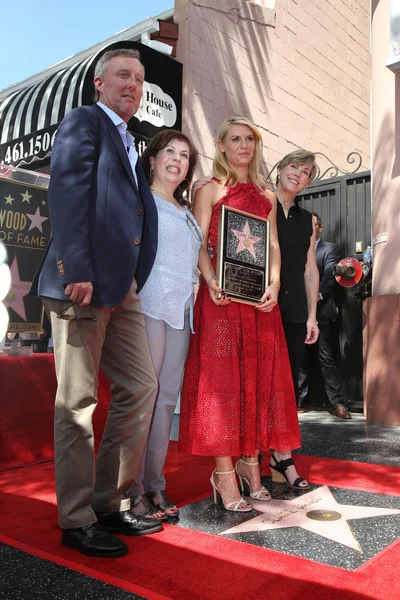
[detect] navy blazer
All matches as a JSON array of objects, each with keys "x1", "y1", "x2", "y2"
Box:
[
  {"x1": 32, "y1": 104, "x2": 158, "y2": 306},
  {"x1": 316, "y1": 240, "x2": 340, "y2": 321}
]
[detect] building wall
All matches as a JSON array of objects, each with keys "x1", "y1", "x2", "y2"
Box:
[
  {"x1": 371, "y1": 0, "x2": 400, "y2": 296},
  {"x1": 363, "y1": 0, "x2": 400, "y2": 425},
  {"x1": 174, "y1": 0, "x2": 370, "y2": 177}
]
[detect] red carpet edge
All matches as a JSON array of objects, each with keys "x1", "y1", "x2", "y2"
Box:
[{"x1": 2, "y1": 449, "x2": 400, "y2": 599}]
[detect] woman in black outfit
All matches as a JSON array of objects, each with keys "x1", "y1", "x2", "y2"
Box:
[{"x1": 274, "y1": 149, "x2": 320, "y2": 409}]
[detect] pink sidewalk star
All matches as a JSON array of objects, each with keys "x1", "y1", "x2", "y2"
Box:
[{"x1": 222, "y1": 485, "x2": 400, "y2": 552}]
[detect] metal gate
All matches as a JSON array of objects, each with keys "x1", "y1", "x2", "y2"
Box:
[{"x1": 296, "y1": 171, "x2": 371, "y2": 412}]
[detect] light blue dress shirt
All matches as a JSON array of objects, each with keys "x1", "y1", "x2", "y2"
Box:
[{"x1": 97, "y1": 102, "x2": 138, "y2": 186}]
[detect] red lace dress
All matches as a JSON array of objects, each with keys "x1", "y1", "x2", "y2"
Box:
[{"x1": 179, "y1": 182, "x2": 301, "y2": 456}]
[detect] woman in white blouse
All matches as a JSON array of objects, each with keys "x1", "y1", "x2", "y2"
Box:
[{"x1": 129, "y1": 130, "x2": 202, "y2": 520}]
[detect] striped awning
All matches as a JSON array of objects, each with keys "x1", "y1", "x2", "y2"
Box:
[
  {"x1": 0, "y1": 52, "x2": 98, "y2": 167},
  {"x1": 0, "y1": 39, "x2": 182, "y2": 170}
]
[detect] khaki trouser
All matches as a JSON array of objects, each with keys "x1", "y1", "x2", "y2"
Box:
[{"x1": 43, "y1": 281, "x2": 158, "y2": 529}]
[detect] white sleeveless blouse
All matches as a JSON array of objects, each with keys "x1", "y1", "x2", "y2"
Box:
[{"x1": 138, "y1": 192, "x2": 203, "y2": 331}]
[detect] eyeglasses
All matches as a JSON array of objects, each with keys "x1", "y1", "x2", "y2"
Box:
[
  {"x1": 56, "y1": 303, "x2": 97, "y2": 322},
  {"x1": 185, "y1": 213, "x2": 203, "y2": 243}
]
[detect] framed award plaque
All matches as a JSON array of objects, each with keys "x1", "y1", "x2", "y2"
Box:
[{"x1": 216, "y1": 205, "x2": 270, "y2": 305}]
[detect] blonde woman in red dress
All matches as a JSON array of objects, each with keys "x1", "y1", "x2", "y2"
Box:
[{"x1": 179, "y1": 117, "x2": 308, "y2": 512}]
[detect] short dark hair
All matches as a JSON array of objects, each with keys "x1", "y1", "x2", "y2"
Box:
[
  {"x1": 93, "y1": 49, "x2": 143, "y2": 101},
  {"x1": 312, "y1": 212, "x2": 323, "y2": 227},
  {"x1": 141, "y1": 130, "x2": 198, "y2": 207}
]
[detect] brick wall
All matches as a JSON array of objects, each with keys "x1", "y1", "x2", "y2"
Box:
[{"x1": 174, "y1": 0, "x2": 370, "y2": 178}]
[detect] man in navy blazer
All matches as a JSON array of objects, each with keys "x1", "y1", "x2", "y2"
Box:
[
  {"x1": 33, "y1": 49, "x2": 163, "y2": 557},
  {"x1": 298, "y1": 213, "x2": 351, "y2": 419}
]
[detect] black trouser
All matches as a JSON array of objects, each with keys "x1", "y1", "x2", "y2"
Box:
[
  {"x1": 282, "y1": 322, "x2": 307, "y2": 407},
  {"x1": 298, "y1": 318, "x2": 343, "y2": 409}
]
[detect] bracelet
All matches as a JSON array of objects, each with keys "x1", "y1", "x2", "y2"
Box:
[{"x1": 270, "y1": 279, "x2": 281, "y2": 290}]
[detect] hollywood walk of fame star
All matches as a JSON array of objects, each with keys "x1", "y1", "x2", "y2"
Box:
[
  {"x1": 4, "y1": 256, "x2": 31, "y2": 321},
  {"x1": 232, "y1": 220, "x2": 262, "y2": 260},
  {"x1": 26, "y1": 206, "x2": 48, "y2": 234},
  {"x1": 5, "y1": 195, "x2": 14, "y2": 205},
  {"x1": 41, "y1": 200, "x2": 46, "y2": 206},
  {"x1": 221, "y1": 485, "x2": 400, "y2": 552},
  {"x1": 21, "y1": 190, "x2": 32, "y2": 203}
]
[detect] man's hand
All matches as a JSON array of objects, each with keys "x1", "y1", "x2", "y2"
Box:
[
  {"x1": 65, "y1": 282, "x2": 93, "y2": 306},
  {"x1": 305, "y1": 316, "x2": 319, "y2": 344}
]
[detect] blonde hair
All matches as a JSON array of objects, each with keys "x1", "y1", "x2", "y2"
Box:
[
  {"x1": 276, "y1": 149, "x2": 318, "y2": 184},
  {"x1": 213, "y1": 117, "x2": 265, "y2": 190}
]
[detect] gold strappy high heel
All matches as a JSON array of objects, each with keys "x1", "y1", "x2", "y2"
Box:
[
  {"x1": 210, "y1": 469, "x2": 253, "y2": 512},
  {"x1": 235, "y1": 458, "x2": 271, "y2": 501}
]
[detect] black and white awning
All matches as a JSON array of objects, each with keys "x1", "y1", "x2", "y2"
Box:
[
  {"x1": 0, "y1": 53, "x2": 98, "y2": 167},
  {"x1": 0, "y1": 39, "x2": 182, "y2": 169}
]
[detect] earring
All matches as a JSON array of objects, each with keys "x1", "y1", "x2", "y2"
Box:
[
  {"x1": 178, "y1": 179, "x2": 190, "y2": 199},
  {"x1": 149, "y1": 166, "x2": 154, "y2": 182}
]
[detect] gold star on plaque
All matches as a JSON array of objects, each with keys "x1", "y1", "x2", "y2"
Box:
[
  {"x1": 21, "y1": 190, "x2": 32, "y2": 203},
  {"x1": 5, "y1": 195, "x2": 14, "y2": 205}
]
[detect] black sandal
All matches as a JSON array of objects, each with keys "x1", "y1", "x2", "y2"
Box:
[
  {"x1": 131, "y1": 494, "x2": 167, "y2": 521},
  {"x1": 146, "y1": 490, "x2": 179, "y2": 518},
  {"x1": 269, "y1": 455, "x2": 310, "y2": 489}
]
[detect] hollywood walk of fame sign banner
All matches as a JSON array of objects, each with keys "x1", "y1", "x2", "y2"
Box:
[
  {"x1": 0, "y1": 165, "x2": 50, "y2": 332},
  {"x1": 216, "y1": 205, "x2": 270, "y2": 305}
]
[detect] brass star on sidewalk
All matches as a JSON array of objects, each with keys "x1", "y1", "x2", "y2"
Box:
[{"x1": 221, "y1": 486, "x2": 400, "y2": 552}]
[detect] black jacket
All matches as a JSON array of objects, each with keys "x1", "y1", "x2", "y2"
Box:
[{"x1": 316, "y1": 240, "x2": 340, "y2": 321}]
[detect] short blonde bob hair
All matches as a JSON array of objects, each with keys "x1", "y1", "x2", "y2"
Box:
[
  {"x1": 213, "y1": 117, "x2": 265, "y2": 191},
  {"x1": 276, "y1": 149, "x2": 318, "y2": 185}
]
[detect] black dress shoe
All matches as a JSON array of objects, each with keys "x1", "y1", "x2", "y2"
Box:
[
  {"x1": 96, "y1": 509, "x2": 163, "y2": 536},
  {"x1": 331, "y1": 404, "x2": 352, "y2": 419},
  {"x1": 62, "y1": 522, "x2": 128, "y2": 557}
]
